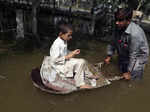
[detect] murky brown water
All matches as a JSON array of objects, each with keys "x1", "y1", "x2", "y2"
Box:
[{"x1": 0, "y1": 41, "x2": 150, "y2": 112}]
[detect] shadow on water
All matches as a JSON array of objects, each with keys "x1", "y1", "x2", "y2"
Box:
[{"x1": 0, "y1": 39, "x2": 150, "y2": 112}]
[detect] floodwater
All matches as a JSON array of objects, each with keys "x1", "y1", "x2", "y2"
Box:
[{"x1": 0, "y1": 41, "x2": 150, "y2": 112}]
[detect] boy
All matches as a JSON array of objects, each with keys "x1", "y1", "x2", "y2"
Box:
[{"x1": 40, "y1": 22, "x2": 99, "y2": 91}]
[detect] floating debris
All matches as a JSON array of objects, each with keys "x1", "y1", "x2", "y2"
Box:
[
  {"x1": 107, "y1": 76, "x2": 124, "y2": 82},
  {"x1": 0, "y1": 75, "x2": 7, "y2": 79}
]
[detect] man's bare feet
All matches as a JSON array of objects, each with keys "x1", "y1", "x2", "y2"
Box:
[{"x1": 80, "y1": 84, "x2": 93, "y2": 89}]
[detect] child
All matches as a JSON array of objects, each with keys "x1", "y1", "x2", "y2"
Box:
[{"x1": 40, "y1": 22, "x2": 99, "y2": 91}]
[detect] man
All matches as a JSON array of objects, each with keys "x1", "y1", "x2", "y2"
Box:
[{"x1": 105, "y1": 8, "x2": 149, "y2": 80}]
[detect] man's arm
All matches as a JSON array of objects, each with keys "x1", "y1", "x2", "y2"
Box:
[
  {"x1": 107, "y1": 31, "x2": 116, "y2": 57},
  {"x1": 107, "y1": 44, "x2": 116, "y2": 57},
  {"x1": 105, "y1": 35, "x2": 116, "y2": 64},
  {"x1": 128, "y1": 35, "x2": 141, "y2": 72},
  {"x1": 105, "y1": 44, "x2": 116, "y2": 64}
]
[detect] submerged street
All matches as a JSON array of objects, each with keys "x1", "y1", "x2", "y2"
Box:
[
  {"x1": 0, "y1": 0, "x2": 150, "y2": 112},
  {"x1": 0, "y1": 40, "x2": 150, "y2": 112}
]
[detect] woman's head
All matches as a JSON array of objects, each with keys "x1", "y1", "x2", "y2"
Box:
[{"x1": 58, "y1": 22, "x2": 73, "y2": 41}]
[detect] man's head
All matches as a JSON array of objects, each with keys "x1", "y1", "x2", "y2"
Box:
[
  {"x1": 58, "y1": 22, "x2": 73, "y2": 41},
  {"x1": 115, "y1": 8, "x2": 133, "y2": 30}
]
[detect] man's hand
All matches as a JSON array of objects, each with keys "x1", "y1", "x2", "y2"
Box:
[
  {"x1": 104, "y1": 56, "x2": 111, "y2": 64},
  {"x1": 123, "y1": 72, "x2": 131, "y2": 80}
]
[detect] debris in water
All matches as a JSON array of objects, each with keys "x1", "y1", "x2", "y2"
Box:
[
  {"x1": 128, "y1": 84, "x2": 132, "y2": 88},
  {"x1": 0, "y1": 75, "x2": 6, "y2": 79}
]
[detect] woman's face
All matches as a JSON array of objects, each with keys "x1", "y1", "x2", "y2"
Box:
[{"x1": 61, "y1": 30, "x2": 73, "y2": 41}]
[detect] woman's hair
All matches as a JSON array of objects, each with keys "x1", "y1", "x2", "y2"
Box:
[
  {"x1": 57, "y1": 21, "x2": 73, "y2": 34},
  {"x1": 115, "y1": 8, "x2": 133, "y2": 21}
]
